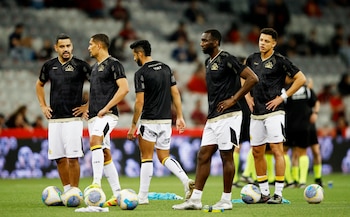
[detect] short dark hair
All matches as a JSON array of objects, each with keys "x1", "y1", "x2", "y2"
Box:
[
  {"x1": 15, "y1": 23, "x2": 24, "y2": 28},
  {"x1": 204, "y1": 29, "x2": 222, "y2": 45},
  {"x1": 129, "y1": 40, "x2": 152, "y2": 56},
  {"x1": 91, "y1": 33, "x2": 110, "y2": 49},
  {"x1": 55, "y1": 33, "x2": 71, "y2": 44},
  {"x1": 260, "y1": 28, "x2": 278, "y2": 41}
]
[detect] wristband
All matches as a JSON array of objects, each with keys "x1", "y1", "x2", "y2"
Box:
[{"x1": 280, "y1": 92, "x2": 288, "y2": 100}]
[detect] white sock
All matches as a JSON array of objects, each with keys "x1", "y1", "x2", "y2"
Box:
[
  {"x1": 274, "y1": 182, "x2": 284, "y2": 197},
  {"x1": 91, "y1": 148, "x2": 104, "y2": 186},
  {"x1": 191, "y1": 189, "x2": 203, "y2": 200},
  {"x1": 163, "y1": 158, "x2": 188, "y2": 185},
  {"x1": 259, "y1": 181, "x2": 270, "y2": 196},
  {"x1": 139, "y1": 161, "x2": 153, "y2": 197},
  {"x1": 104, "y1": 161, "x2": 121, "y2": 197},
  {"x1": 63, "y1": 184, "x2": 71, "y2": 193},
  {"x1": 221, "y1": 192, "x2": 232, "y2": 201}
]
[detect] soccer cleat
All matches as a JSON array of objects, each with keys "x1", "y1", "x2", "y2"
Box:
[
  {"x1": 232, "y1": 182, "x2": 243, "y2": 188},
  {"x1": 315, "y1": 178, "x2": 323, "y2": 187},
  {"x1": 267, "y1": 194, "x2": 282, "y2": 204},
  {"x1": 102, "y1": 196, "x2": 117, "y2": 207},
  {"x1": 211, "y1": 199, "x2": 232, "y2": 210},
  {"x1": 257, "y1": 194, "x2": 270, "y2": 203},
  {"x1": 185, "y1": 179, "x2": 195, "y2": 200},
  {"x1": 240, "y1": 176, "x2": 255, "y2": 184},
  {"x1": 298, "y1": 183, "x2": 306, "y2": 189},
  {"x1": 138, "y1": 196, "x2": 149, "y2": 205},
  {"x1": 172, "y1": 199, "x2": 202, "y2": 210},
  {"x1": 284, "y1": 182, "x2": 296, "y2": 188}
]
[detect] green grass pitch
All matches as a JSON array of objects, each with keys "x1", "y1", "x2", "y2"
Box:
[{"x1": 1, "y1": 173, "x2": 349, "y2": 217}]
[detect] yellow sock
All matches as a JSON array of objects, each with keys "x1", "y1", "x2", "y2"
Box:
[
  {"x1": 266, "y1": 154, "x2": 274, "y2": 183},
  {"x1": 242, "y1": 149, "x2": 256, "y2": 180},
  {"x1": 233, "y1": 152, "x2": 240, "y2": 183},
  {"x1": 284, "y1": 154, "x2": 293, "y2": 184},
  {"x1": 299, "y1": 155, "x2": 309, "y2": 184},
  {"x1": 313, "y1": 164, "x2": 322, "y2": 179},
  {"x1": 292, "y1": 166, "x2": 299, "y2": 183}
]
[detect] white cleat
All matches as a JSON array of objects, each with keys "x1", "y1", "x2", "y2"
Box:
[
  {"x1": 211, "y1": 199, "x2": 232, "y2": 210},
  {"x1": 172, "y1": 199, "x2": 202, "y2": 210},
  {"x1": 138, "y1": 196, "x2": 149, "y2": 205}
]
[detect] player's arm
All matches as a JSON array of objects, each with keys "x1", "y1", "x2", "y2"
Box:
[
  {"x1": 127, "y1": 92, "x2": 144, "y2": 140},
  {"x1": 171, "y1": 85, "x2": 186, "y2": 133},
  {"x1": 240, "y1": 77, "x2": 255, "y2": 112},
  {"x1": 310, "y1": 100, "x2": 320, "y2": 124},
  {"x1": 217, "y1": 66, "x2": 258, "y2": 112},
  {"x1": 98, "y1": 77, "x2": 129, "y2": 117},
  {"x1": 284, "y1": 71, "x2": 307, "y2": 98},
  {"x1": 266, "y1": 71, "x2": 306, "y2": 111},
  {"x1": 35, "y1": 79, "x2": 52, "y2": 119}
]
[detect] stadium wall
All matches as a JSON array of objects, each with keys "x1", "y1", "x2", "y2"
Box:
[{"x1": 0, "y1": 128, "x2": 349, "y2": 179}]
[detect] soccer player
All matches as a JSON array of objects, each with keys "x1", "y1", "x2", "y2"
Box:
[
  {"x1": 127, "y1": 40, "x2": 194, "y2": 205},
  {"x1": 172, "y1": 29, "x2": 258, "y2": 210},
  {"x1": 285, "y1": 79, "x2": 322, "y2": 188},
  {"x1": 245, "y1": 28, "x2": 306, "y2": 204},
  {"x1": 35, "y1": 33, "x2": 91, "y2": 194},
  {"x1": 85, "y1": 33, "x2": 129, "y2": 206}
]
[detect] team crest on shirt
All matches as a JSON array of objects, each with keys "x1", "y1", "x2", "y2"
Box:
[
  {"x1": 264, "y1": 61, "x2": 273, "y2": 69},
  {"x1": 65, "y1": 64, "x2": 74, "y2": 72},
  {"x1": 98, "y1": 64, "x2": 105, "y2": 71},
  {"x1": 211, "y1": 63, "x2": 219, "y2": 70}
]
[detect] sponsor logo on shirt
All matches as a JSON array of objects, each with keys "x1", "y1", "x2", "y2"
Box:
[
  {"x1": 65, "y1": 64, "x2": 74, "y2": 72},
  {"x1": 211, "y1": 63, "x2": 218, "y2": 70},
  {"x1": 264, "y1": 61, "x2": 273, "y2": 69}
]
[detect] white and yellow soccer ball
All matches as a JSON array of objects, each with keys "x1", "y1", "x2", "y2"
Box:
[
  {"x1": 41, "y1": 186, "x2": 63, "y2": 206},
  {"x1": 84, "y1": 187, "x2": 106, "y2": 207},
  {"x1": 61, "y1": 187, "x2": 83, "y2": 207},
  {"x1": 240, "y1": 184, "x2": 261, "y2": 204},
  {"x1": 304, "y1": 184, "x2": 324, "y2": 204},
  {"x1": 117, "y1": 189, "x2": 139, "y2": 210}
]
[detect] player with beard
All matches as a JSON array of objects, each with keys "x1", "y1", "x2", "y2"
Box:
[
  {"x1": 172, "y1": 29, "x2": 258, "y2": 210},
  {"x1": 35, "y1": 33, "x2": 91, "y2": 197},
  {"x1": 245, "y1": 28, "x2": 306, "y2": 204}
]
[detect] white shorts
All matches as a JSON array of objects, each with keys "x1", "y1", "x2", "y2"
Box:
[
  {"x1": 88, "y1": 114, "x2": 118, "y2": 149},
  {"x1": 137, "y1": 119, "x2": 172, "y2": 150},
  {"x1": 201, "y1": 112, "x2": 242, "y2": 150},
  {"x1": 48, "y1": 117, "x2": 83, "y2": 160},
  {"x1": 250, "y1": 113, "x2": 286, "y2": 146}
]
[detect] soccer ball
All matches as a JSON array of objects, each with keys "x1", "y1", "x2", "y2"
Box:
[
  {"x1": 117, "y1": 189, "x2": 139, "y2": 210},
  {"x1": 41, "y1": 186, "x2": 63, "y2": 206},
  {"x1": 240, "y1": 184, "x2": 261, "y2": 204},
  {"x1": 304, "y1": 184, "x2": 324, "y2": 204},
  {"x1": 84, "y1": 187, "x2": 106, "y2": 207},
  {"x1": 62, "y1": 187, "x2": 83, "y2": 207}
]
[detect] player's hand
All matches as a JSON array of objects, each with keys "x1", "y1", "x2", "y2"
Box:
[
  {"x1": 266, "y1": 96, "x2": 284, "y2": 111},
  {"x1": 97, "y1": 108, "x2": 110, "y2": 118},
  {"x1": 41, "y1": 106, "x2": 52, "y2": 119},
  {"x1": 217, "y1": 97, "x2": 235, "y2": 113},
  {"x1": 176, "y1": 118, "x2": 186, "y2": 134},
  {"x1": 73, "y1": 104, "x2": 88, "y2": 117},
  {"x1": 127, "y1": 126, "x2": 137, "y2": 140},
  {"x1": 82, "y1": 110, "x2": 89, "y2": 120},
  {"x1": 310, "y1": 113, "x2": 317, "y2": 124}
]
